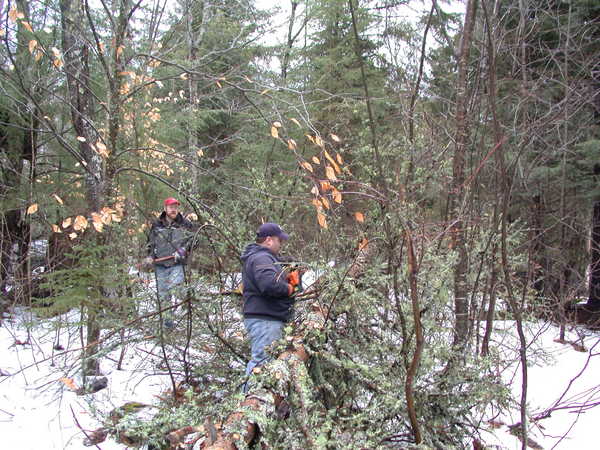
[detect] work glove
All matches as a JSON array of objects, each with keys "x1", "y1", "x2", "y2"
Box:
[
  {"x1": 287, "y1": 270, "x2": 300, "y2": 296},
  {"x1": 173, "y1": 247, "x2": 187, "y2": 263}
]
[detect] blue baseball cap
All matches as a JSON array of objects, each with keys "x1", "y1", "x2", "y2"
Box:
[{"x1": 257, "y1": 222, "x2": 289, "y2": 240}]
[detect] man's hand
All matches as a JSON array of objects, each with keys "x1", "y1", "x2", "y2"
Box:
[
  {"x1": 287, "y1": 270, "x2": 300, "y2": 287},
  {"x1": 173, "y1": 248, "x2": 187, "y2": 263},
  {"x1": 139, "y1": 256, "x2": 154, "y2": 272},
  {"x1": 287, "y1": 270, "x2": 300, "y2": 296}
]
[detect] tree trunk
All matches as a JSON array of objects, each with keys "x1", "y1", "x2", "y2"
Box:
[
  {"x1": 60, "y1": 0, "x2": 106, "y2": 376},
  {"x1": 588, "y1": 196, "x2": 600, "y2": 307},
  {"x1": 449, "y1": 0, "x2": 478, "y2": 350}
]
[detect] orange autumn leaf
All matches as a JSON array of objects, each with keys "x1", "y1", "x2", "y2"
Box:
[
  {"x1": 289, "y1": 117, "x2": 301, "y2": 127},
  {"x1": 332, "y1": 188, "x2": 342, "y2": 204},
  {"x1": 320, "y1": 181, "x2": 332, "y2": 191},
  {"x1": 324, "y1": 151, "x2": 341, "y2": 174},
  {"x1": 287, "y1": 139, "x2": 297, "y2": 150},
  {"x1": 317, "y1": 212, "x2": 328, "y2": 229},
  {"x1": 270, "y1": 126, "x2": 279, "y2": 138},
  {"x1": 21, "y1": 21, "x2": 33, "y2": 33},
  {"x1": 300, "y1": 161, "x2": 313, "y2": 173},
  {"x1": 330, "y1": 133, "x2": 341, "y2": 143},
  {"x1": 62, "y1": 217, "x2": 72, "y2": 228},
  {"x1": 355, "y1": 212, "x2": 365, "y2": 223},
  {"x1": 325, "y1": 165, "x2": 337, "y2": 181},
  {"x1": 26, "y1": 203, "x2": 38, "y2": 215},
  {"x1": 59, "y1": 377, "x2": 79, "y2": 391},
  {"x1": 336, "y1": 153, "x2": 344, "y2": 165},
  {"x1": 51, "y1": 224, "x2": 62, "y2": 233},
  {"x1": 73, "y1": 215, "x2": 88, "y2": 231},
  {"x1": 321, "y1": 197, "x2": 330, "y2": 210},
  {"x1": 358, "y1": 237, "x2": 369, "y2": 251},
  {"x1": 28, "y1": 39, "x2": 37, "y2": 54},
  {"x1": 312, "y1": 156, "x2": 320, "y2": 165},
  {"x1": 68, "y1": 232, "x2": 77, "y2": 240}
]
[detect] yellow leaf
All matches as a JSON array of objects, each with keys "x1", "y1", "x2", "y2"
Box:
[
  {"x1": 216, "y1": 80, "x2": 222, "y2": 88},
  {"x1": 355, "y1": 212, "x2": 365, "y2": 223},
  {"x1": 28, "y1": 40, "x2": 37, "y2": 54},
  {"x1": 51, "y1": 47, "x2": 61, "y2": 58},
  {"x1": 310, "y1": 186, "x2": 319, "y2": 195},
  {"x1": 26, "y1": 203, "x2": 38, "y2": 214},
  {"x1": 332, "y1": 188, "x2": 342, "y2": 204},
  {"x1": 317, "y1": 212, "x2": 328, "y2": 229},
  {"x1": 196, "y1": 149, "x2": 204, "y2": 157},
  {"x1": 8, "y1": 7, "x2": 18, "y2": 23},
  {"x1": 359, "y1": 237, "x2": 369, "y2": 251},
  {"x1": 53, "y1": 194, "x2": 64, "y2": 205},
  {"x1": 287, "y1": 139, "x2": 297, "y2": 150},
  {"x1": 312, "y1": 156, "x2": 320, "y2": 165},
  {"x1": 289, "y1": 118, "x2": 301, "y2": 127},
  {"x1": 179, "y1": 73, "x2": 188, "y2": 80},
  {"x1": 320, "y1": 181, "x2": 332, "y2": 191},
  {"x1": 260, "y1": 89, "x2": 270, "y2": 95},
  {"x1": 315, "y1": 135, "x2": 324, "y2": 148},
  {"x1": 51, "y1": 224, "x2": 62, "y2": 233},
  {"x1": 53, "y1": 58, "x2": 63, "y2": 69},
  {"x1": 300, "y1": 161, "x2": 313, "y2": 173},
  {"x1": 305, "y1": 134, "x2": 315, "y2": 144},
  {"x1": 34, "y1": 50, "x2": 42, "y2": 62},
  {"x1": 324, "y1": 151, "x2": 341, "y2": 174},
  {"x1": 321, "y1": 197, "x2": 330, "y2": 210},
  {"x1": 21, "y1": 21, "x2": 33, "y2": 33},
  {"x1": 311, "y1": 198, "x2": 322, "y2": 209},
  {"x1": 73, "y1": 215, "x2": 88, "y2": 231},
  {"x1": 62, "y1": 217, "x2": 72, "y2": 228},
  {"x1": 331, "y1": 133, "x2": 341, "y2": 143},
  {"x1": 69, "y1": 232, "x2": 77, "y2": 240},
  {"x1": 91, "y1": 212, "x2": 103, "y2": 224},
  {"x1": 336, "y1": 153, "x2": 344, "y2": 165},
  {"x1": 325, "y1": 165, "x2": 337, "y2": 181},
  {"x1": 111, "y1": 213, "x2": 121, "y2": 223},
  {"x1": 273, "y1": 121, "x2": 282, "y2": 128},
  {"x1": 92, "y1": 221, "x2": 103, "y2": 232},
  {"x1": 76, "y1": 136, "x2": 86, "y2": 142},
  {"x1": 59, "y1": 377, "x2": 79, "y2": 391},
  {"x1": 270, "y1": 126, "x2": 279, "y2": 138}
]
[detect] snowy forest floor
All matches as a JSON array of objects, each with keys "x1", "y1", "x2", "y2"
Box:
[{"x1": 1, "y1": 302, "x2": 599, "y2": 449}]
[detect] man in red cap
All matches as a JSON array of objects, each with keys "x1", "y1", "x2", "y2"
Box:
[{"x1": 145, "y1": 197, "x2": 195, "y2": 328}]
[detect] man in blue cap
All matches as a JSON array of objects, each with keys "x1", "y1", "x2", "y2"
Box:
[{"x1": 240, "y1": 222, "x2": 299, "y2": 387}]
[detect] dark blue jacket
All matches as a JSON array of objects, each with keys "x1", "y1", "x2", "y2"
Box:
[{"x1": 241, "y1": 243, "x2": 294, "y2": 322}]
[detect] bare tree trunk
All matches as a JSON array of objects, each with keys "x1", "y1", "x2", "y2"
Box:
[
  {"x1": 60, "y1": 0, "x2": 106, "y2": 376},
  {"x1": 449, "y1": 0, "x2": 478, "y2": 350}
]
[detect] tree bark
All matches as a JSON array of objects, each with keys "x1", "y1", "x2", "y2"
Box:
[{"x1": 449, "y1": 0, "x2": 478, "y2": 350}]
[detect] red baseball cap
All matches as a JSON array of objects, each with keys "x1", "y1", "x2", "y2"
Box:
[{"x1": 164, "y1": 197, "x2": 180, "y2": 206}]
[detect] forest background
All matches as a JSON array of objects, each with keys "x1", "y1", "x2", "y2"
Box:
[{"x1": 1, "y1": 0, "x2": 600, "y2": 448}]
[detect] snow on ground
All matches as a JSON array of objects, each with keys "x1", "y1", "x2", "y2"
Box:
[
  {"x1": 0, "y1": 306, "x2": 172, "y2": 449},
  {"x1": 1, "y1": 300, "x2": 600, "y2": 449},
  {"x1": 481, "y1": 320, "x2": 600, "y2": 449}
]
